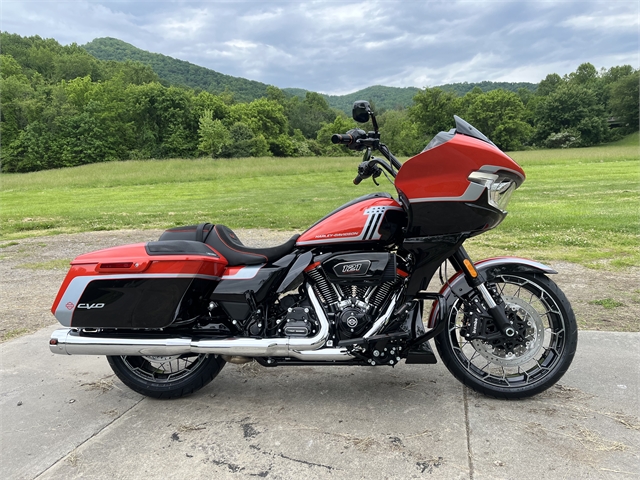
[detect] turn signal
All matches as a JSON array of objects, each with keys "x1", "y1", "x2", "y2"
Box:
[{"x1": 463, "y1": 259, "x2": 478, "y2": 278}]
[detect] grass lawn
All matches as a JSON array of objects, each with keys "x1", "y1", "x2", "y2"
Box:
[
  {"x1": 469, "y1": 138, "x2": 639, "y2": 268},
  {"x1": 1, "y1": 135, "x2": 638, "y2": 268}
]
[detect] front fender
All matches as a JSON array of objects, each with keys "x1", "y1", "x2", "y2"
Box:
[{"x1": 426, "y1": 257, "x2": 557, "y2": 328}]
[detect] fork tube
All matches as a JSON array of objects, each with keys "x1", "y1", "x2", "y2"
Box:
[{"x1": 451, "y1": 247, "x2": 515, "y2": 337}]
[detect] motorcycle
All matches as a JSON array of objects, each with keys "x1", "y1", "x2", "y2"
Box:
[{"x1": 49, "y1": 101, "x2": 577, "y2": 399}]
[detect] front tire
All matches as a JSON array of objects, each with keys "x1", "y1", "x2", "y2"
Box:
[
  {"x1": 434, "y1": 273, "x2": 578, "y2": 399},
  {"x1": 107, "y1": 354, "x2": 226, "y2": 399}
]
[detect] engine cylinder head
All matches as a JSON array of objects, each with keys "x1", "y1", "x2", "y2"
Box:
[{"x1": 307, "y1": 265, "x2": 340, "y2": 305}]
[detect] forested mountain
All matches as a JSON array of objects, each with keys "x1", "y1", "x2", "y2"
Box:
[
  {"x1": 83, "y1": 38, "x2": 536, "y2": 112},
  {"x1": 287, "y1": 83, "x2": 537, "y2": 114},
  {"x1": 439, "y1": 81, "x2": 537, "y2": 96},
  {"x1": 82, "y1": 37, "x2": 270, "y2": 102},
  {"x1": 284, "y1": 86, "x2": 421, "y2": 114}
]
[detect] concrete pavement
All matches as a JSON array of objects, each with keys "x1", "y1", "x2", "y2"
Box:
[{"x1": 1, "y1": 327, "x2": 638, "y2": 479}]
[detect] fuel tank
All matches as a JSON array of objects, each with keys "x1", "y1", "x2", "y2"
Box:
[{"x1": 296, "y1": 193, "x2": 407, "y2": 247}]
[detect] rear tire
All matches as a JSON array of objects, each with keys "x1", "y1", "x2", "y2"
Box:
[
  {"x1": 435, "y1": 273, "x2": 578, "y2": 399},
  {"x1": 107, "y1": 354, "x2": 226, "y2": 399}
]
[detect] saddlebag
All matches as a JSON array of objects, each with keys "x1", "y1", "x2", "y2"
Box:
[{"x1": 51, "y1": 241, "x2": 226, "y2": 329}]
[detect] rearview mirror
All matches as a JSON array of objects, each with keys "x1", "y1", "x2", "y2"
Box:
[{"x1": 352, "y1": 100, "x2": 371, "y2": 123}]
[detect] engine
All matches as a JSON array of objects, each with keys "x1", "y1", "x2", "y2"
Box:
[{"x1": 305, "y1": 252, "x2": 401, "y2": 342}]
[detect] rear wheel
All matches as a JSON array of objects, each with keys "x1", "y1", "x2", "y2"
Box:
[
  {"x1": 107, "y1": 354, "x2": 226, "y2": 399},
  {"x1": 435, "y1": 273, "x2": 577, "y2": 399}
]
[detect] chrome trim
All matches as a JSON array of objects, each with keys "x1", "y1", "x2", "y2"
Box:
[
  {"x1": 363, "y1": 292, "x2": 400, "y2": 339},
  {"x1": 408, "y1": 182, "x2": 485, "y2": 204},
  {"x1": 190, "y1": 283, "x2": 330, "y2": 356},
  {"x1": 290, "y1": 347, "x2": 354, "y2": 361},
  {"x1": 49, "y1": 328, "x2": 192, "y2": 356},
  {"x1": 478, "y1": 164, "x2": 525, "y2": 184},
  {"x1": 477, "y1": 283, "x2": 497, "y2": 309},
  {"x1": 468, "y1": 171, "x2": 499, "y2": 184}
]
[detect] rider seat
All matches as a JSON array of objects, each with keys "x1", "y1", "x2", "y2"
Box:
[{"x1": 158, "y1": 224, "x2": 299, "y2": 266}]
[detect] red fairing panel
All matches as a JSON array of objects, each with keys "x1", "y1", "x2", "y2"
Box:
[
  {"x1": 51, "y1": 243, "x2": 228, "y2": 319},
  {"x1": 297, "y1": 197, "x2": 403, "y2": 246},
  {"x1": 395, "y1": 134, "x2": 525, "y2": 202}
]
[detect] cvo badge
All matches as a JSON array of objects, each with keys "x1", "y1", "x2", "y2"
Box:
[
  {"x1": 333, "y1": 260, "x2": 371, "y2": 277},
  {"x1": 77, "y1": 303, "x2": 105, "y2": 310}
]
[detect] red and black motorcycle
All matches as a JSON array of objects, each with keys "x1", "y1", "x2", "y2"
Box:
[{"x1": 49, "y1": 101, "x2": 577, "y2": 399}]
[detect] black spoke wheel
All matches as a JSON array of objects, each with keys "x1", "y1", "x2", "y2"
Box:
[
  {"x1": 435, "y1": 273, "x2": 577, "y2": 399},
  {"x1": 107, "y1": 353, "x2": 226, "y2": 399}
]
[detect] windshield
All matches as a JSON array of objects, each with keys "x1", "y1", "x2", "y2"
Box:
[
  {"x1": 453, "y1": 115, "x2": 496, "y2": 147},
  {"x1": 422, "y1": 116, "x2": 496, "y2": 153}
]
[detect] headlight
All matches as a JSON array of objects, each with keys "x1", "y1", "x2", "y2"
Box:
[{"x1": 468, "y1": 171, "x2": 518, "y2": 212}]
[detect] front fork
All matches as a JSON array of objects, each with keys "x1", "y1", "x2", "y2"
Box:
[{"x1": 450, "y1": 247, "x2": 515, "y2": 338}]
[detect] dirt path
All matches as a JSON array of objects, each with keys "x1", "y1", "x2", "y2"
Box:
[{"x1": 1, "y1": 229, "x2": 637, "y2": 341}]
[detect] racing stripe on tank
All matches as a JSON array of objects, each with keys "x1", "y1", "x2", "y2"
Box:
[
  {"x1": 361, "y1": 213, "x2": 377, "y2": 240},
  {"x1": 363, "y1": 213, "x2": 381, "y2": 240}
]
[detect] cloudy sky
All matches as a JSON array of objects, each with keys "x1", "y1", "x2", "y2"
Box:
[{"x1": 1, "y1": 0, "x2": 638, "y2": 94}]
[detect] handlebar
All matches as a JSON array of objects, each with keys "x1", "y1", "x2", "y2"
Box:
[
  {"x1": 331, "y1": 133, "x2": 353, "y2": 145},
  {"x1": 331, "y1": 128, "x2": 367, "y2": 149},
  {"x1": 331, "y1": 128, "x2": 402, "y2": 185},
  {"x1": 354, "y1": 160, "x2": 382, "y2": 185}
]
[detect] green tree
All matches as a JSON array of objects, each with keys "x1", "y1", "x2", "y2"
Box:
[
  {"x1": 219, "y1": 122, "x2": 270, "y2": 158},
  {"x1": 198, "y1": 110, "x2": 231, "y2": 157},
  {"x1": 0, "y1": 65, "x2": 36, "y2": 149},
  {"x1": 409, "y1": 88, "x2": 460, "y2": 137},
  {"x1": 377, "y1": 109, "x2": 423, "y2": 156},
  {"x1": 534, "y1": 82, "x2": 608, "y2": 146},
  {"x1": 286, "y1": 92, "x2": 337, "y2": 139},
  {"x1": 602, "y1": 65, "x2": 635, "y2": 85},
  {"x1": 0, "y1": 54, "x2": 24, "y2": 78},
  {"x1": 608, "y1": 71, "x2": 639, "y2": 132},
  {"x1": 537, "y1": 73, "x2": 562, "y2": 96},
  {"x1": 568, "y1": 62, "x2": 599, "y2": 87},
  {"x1": 124, "y1": 83, "x2": 196, "y2": 158},
  {"x1": 265, "y1": 85, "x2": 287, "y2": 105},
  {"x1": 465, "y1": 90, "x2": 532, "y2": 151}
]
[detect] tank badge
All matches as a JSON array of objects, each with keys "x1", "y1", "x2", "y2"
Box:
[{"x1": 333, "y1": 260, "x2": 371, "y2": 277}]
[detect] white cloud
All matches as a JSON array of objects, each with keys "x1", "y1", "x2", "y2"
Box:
[
  {"x1": 562, "y1": 13, "x2": 639, "y2": 31},
  {"x1": 150, "y1": 9, "x2": 210, "y2": 40},
  {"x1": 1, "y1": 0, "x2": 638, "y2": 93}
]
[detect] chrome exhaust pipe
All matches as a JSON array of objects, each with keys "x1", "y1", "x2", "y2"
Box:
[
  {"x1": 49, "y1": 329, "x2": 192, "y2": 356},
  {"x1": 49, "y1": 285, "x2": 353, "y2": 361}
]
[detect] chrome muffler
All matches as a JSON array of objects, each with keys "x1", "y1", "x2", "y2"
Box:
[{"x1": 49, "y1": 286, "x2": 354, "y2": 362}]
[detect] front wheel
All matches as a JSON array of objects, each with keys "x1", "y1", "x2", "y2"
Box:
[
  {"x1": 434, "y1": 273, "x2": 577, "y2": 399},
  {"x1": 107, "y1": 354, "x2": 226, "y2": 399}
]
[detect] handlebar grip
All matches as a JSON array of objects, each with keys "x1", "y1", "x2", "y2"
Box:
[
  {"x1": 353, "y1": 175, "x2": 363, "y2": 185},
  {"x1": 331, "y1": 133, "x2": 353, "y2": 145}
]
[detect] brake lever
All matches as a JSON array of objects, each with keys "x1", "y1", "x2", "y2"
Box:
[{"x1": 371, "y1": 166, "x2": 382, "y2": 186}]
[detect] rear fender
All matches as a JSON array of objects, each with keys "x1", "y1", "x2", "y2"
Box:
[{"x1": 426, "y1": 257, "x2": 557, "y2": 328}]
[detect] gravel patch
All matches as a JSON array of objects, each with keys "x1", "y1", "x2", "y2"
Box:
[{"x1": 1, "y1": 229, "x2": 637, "y2": 342}]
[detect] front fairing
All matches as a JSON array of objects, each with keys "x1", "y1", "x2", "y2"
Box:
[{"x1": 394, "y1": 123, "x2": 525, "y2": 238}]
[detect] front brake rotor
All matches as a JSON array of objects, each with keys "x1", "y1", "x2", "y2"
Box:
[{"x1": 470, "y1": 295, "x2": 544, "y2": 367}]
